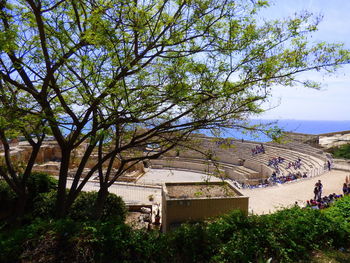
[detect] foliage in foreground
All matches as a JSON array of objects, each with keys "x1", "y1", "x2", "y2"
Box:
[
  {"x1": 0, "y1": 172, "x2": 57, "y2": 220},
  {"x1": 1, "y1": 174, "x2": 127, "y2": 223},
  {"x1": 1, "y1": 197, "x2": 350, "y2": 263}
]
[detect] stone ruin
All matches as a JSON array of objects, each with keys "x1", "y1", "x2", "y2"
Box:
[{"x1": 0, "y1": 139, "x2": 145, "y2": 182}]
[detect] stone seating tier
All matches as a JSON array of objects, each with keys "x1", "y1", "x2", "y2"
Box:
[
  {"x1": 0, "y1": 136, "x2": 327, "y2": 186},
  {"x1": 158, "y1": 137, "x2": 327, "y2": 184},
  {"x1": 216, "y1": 140, "x2": 325, "y2": 174},
  {"x1": 150, "y1": 157, "x2": 260, "y2": 182}
]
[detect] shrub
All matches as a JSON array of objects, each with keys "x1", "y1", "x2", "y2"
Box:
[
  {"x1": 1, "y1": 172, "x2": 57, "y2": 221},
  {"x1": 0, "y1": 180, "x2": 17, "y2": 213},
  {"x1": 102, "y1": 192, "x2": 127, "y2": 222},
  {"x1": 168, "y1": 208, "x2": 350, "y2": 263},
  {"x1": 264, "y1": 207, "x2": 349, "y2": 262},
  {"x1": 88, "y1": 222, "x2": 169, "y2": 263},
  {"x1": 34, "y1": 190, "x2": 127, "y2": 222},
  {"x1": 0, "y1": 225, "x2": 28, "y2": 263},
  {"x1": 33, "y1": 190, "x2": 56, "y2": 219},
  {"x1": 25, "y1": 172, "x2": 57, "y2": 202},
  {"x1": 2, "y1": 193, "x2": 350, "y2": 263},
  {"x1": 167, "y1": 222, "x2": 214, "y2": 262},
  {"x1": 324, "y1": 195, "x2": 350, "y2": 223},
  {"x1": 0, "y1": 218, "x2": 53, "y2": 263},
  {"x1": 207, "y1": 210, "x2": 276, "y2": 262},
  {"x1": 0, "y1": 218, "x2": 85, "y2": 263},
  {"x1": 328, "y1": 144, "x2": 350, "y2": 159},
  {"x1": 69, "y1": 191, "x2": 127, "y2": 222},
  {"x1": 0, "y1": 172, "x2": 57, "y2": 208}
]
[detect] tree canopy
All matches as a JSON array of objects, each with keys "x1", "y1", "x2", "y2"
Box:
[{"x1": 0, "y1": 0, "x2": 349, "y2": 218}]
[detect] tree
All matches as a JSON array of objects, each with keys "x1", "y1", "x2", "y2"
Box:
[
  {"x1": 0, "y1": 0, "x2": 349, "y2": 219},
  {"x1": 0, "y1": 84, "x2": 47, "y2": 218}
]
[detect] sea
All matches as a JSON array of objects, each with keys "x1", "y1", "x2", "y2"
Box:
[{"x1": 200, "y1": 119, "x2": 350, "y2": 142}]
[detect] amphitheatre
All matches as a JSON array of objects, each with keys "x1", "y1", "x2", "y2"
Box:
[{"x1": 1, "y1": 130, "x2": 350, "y2": 229}]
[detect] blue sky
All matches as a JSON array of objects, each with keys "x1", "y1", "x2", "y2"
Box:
[{"x1": 256, "y1": 0, "x2": 350, "y2": 121}]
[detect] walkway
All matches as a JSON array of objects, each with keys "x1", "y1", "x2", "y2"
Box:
[
  {"x1": 137, "y1": 169, "x2": 221, "y2": 185},
  {"x1": 67, "y1": 168, "x2": 348, "y2": 216},
  {"x1": 241, "y1": 169, "x2": 348, "y2": 214},
  {"x1": 66, "y1": 179, "x2": 162, "y2": 206}
]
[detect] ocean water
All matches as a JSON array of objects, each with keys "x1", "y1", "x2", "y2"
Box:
[
  {"x1": 62, "y1": 118, "x2": 350, "y2": 143},
  {"x1": 202, "y1": 119, "x2": 350, "y2": 142}
]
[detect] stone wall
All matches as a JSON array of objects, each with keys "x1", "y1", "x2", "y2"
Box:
[
  {"x1": 282, "y1": 132, "x2": 319, "y2": 147},
  {"x1": 319, "y1": 132, "x2": 350, "y2": 148},
  {"x1": 0, "y1": 140, "x2": 144, "y2": 180},
  {"x1": 332, "y1": 158, "x2": 350, "y2": 171},
  {"x1": 162, "y1": 181, "x2": 248, "y2": 232}
]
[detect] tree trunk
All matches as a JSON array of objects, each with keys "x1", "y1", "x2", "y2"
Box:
[
  {"x1": 93, "y1": 185, "x2": 109, "y2": 220},
  {"x1": 14, "y1": 192, "x2": 28, "y2": 220},
  {"x1": 6, "y1": 190, "x2": 28, "y2": 225},
  {"x1": 55, "y1": 149, "x2": 71, "y2": 218}
]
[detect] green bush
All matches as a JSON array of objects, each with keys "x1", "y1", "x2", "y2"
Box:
[
  {"x1": 207, "y1": 211, "x2": 275, "y2": 262},
  {"x1": 25, "y1": 172, "x2": 57, "y2": 202},
  {"x1": 0, "y1": 172, "x2": 57, "y2": 220},
  {"x1": 328, "y1": 144, "x2": 350, "y2": 159},
  {"x1": 167, "y1": 222, "x2": 215, "y2": 262},
  {"x1": 69, "y1": 191, "x2": 127, "y2": 222},
  {"x1": 0, "y1": 218, "x2": 51, "y2": 262},
  {"x1": 0, "y1": 225, "x2": 28, "y2": 263},
  {"x1": 34, "y1": 190, "x2": 127, "y2": 222},
  {"x1": 324, "y1": 195, "x2": 350, "y2": 224},
  {"x1": 264, "y1": 207, "x2": 349, "y2": 262},
  {"x1": 2, "y1": 193, "x2": 350, "y2": 263},
  {"x1": 0, "y1": 218, "x2": 84, "y2": 263},
  {"x1": 1, "y1": 219, "x2": 167, "y2": 263},
  {"x1": 0, "y1": 180, "x2": 17, "y2": 212},
  {"x1": 100, "y1": 192, "x2": 127, "y2": 222},
  {"x1": 33, "y1": 190, "x2": 56, "y2": 219},
  {"x1": 168, "y1": 207, "x2": 350, "y2": 263}
]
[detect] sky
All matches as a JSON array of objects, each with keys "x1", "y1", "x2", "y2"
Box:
[{"x1": 255, "y1": 0, "x2": 350, "y2": 121}]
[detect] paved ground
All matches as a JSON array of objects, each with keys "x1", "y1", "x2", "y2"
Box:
[
  {"x1": 240, "y1": 169, "x2": 348, "y2": 214},
  {"x1": 136, "y1": 169, "x2": 221, "y2": 185},
  {"x1": 67, "y1": 168, "x2": 349, "y2": 216},
  {"x1": 66, "y1": 179, "x2": 162, "y2": 206},
  {"x1": 138, "y1": 168, "x2": 349, "y2": 215}
]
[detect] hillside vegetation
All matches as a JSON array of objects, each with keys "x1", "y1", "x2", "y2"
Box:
[
  {"x1": 328, "y1": 144, "x2": 350, "y2": 159},
  {"x1": 1, "y1": 173, "x2": 350, "y2": 262}
]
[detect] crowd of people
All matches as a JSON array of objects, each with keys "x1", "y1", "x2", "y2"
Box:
[
  {"x1": 305, "y1": 193, "x2": 343, "y2": 209},
  {"x1": 267, "y1": 156, "x2": 285, "y2": 169},
  {"x1": 270, "y1": 171, "x2": 308, "y2": 184},
  {"x1": 266, "y1": 156, "x2": 303, "y2": 180},
  {"x1": 215, "y1": 139, "x2": 235, "y2": 146},
  {"x1": 268, "y1": 157, "x2": 303, "y2": 170},
  {"x1": 304, "y1": 179, "x2": 347, "y2": 210},
  {"x1": 251, "y1": 144, "x2": 265, "y2": 156},
  {"x1": 237, "y1": 144, "x2": 331, "y2": 190},
  {"x1": 240, "y1": 171, "x2": 308, "y2": 189},
  {"x1": 285, "y1": 158, "x2": 302, "y2": 170}
]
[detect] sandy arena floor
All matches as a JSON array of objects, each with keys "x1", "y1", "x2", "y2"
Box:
[{"x1": 241, "y1": 169, "x2": 349, "y2": 214}]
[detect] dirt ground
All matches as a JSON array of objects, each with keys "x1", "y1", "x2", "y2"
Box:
[
  {"x1": 125, "y1": 212, "x2": 150, "y2": 229},
  {"x1": 166, "y1": 183, "x2": 237, "y2": 199},
  {"x1": 240, "y1": 169, "x2": 349, "y2": 214}
]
